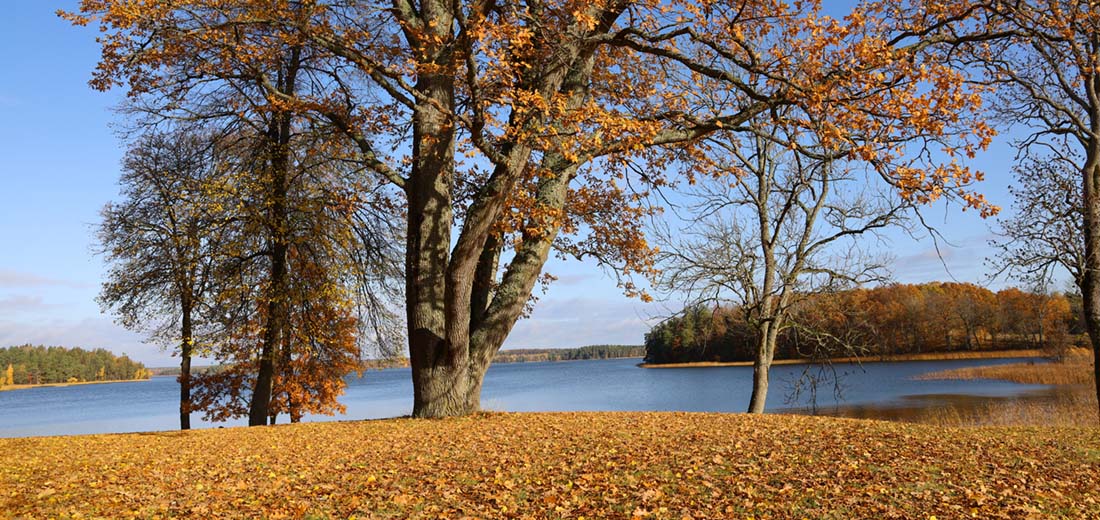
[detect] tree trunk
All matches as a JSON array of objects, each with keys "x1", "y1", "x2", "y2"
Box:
[
  {"x1": 247, "y1": 47, "x2": 300, "y2": 426},
  {"x1": 463, "y1": 235, "x2": 502, "y2": 412},
  {"x1": 1081, "y1": 147, "x2": 1100, "y2": 421},
  {"x1": 407, "y1": 52, "x2": 467, "y2": 418},
  {"x1": 747, "y1": 323, "x2": 777, "y2": 413},
  {"x1": 403, "y1": 13, "x2": 607, "y2": 417},
  {"x1": 179, "y1": 302, "x2": 192, "y2": 430},
  {"x1": 250, "y1": 238, "x2": 287, "y2": 425}
]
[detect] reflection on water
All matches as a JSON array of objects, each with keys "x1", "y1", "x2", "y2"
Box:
[{"x1": 0, "y1": 356, "x2": 1062, "y2": 437}]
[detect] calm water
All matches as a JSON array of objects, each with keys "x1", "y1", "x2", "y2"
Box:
[{"x1": 0, "y1": 357, "x2": 1055, "y2": 438}]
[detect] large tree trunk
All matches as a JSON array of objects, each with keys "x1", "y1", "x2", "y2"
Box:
[
  {"x1": 1081, "y1": 146, "x2": 1100, "y2": 421},
  {"x1": 407, "y1": 47, "x2": 467, "y2": 418},
  {"x1": 403, "y1": 8, "x2": 610, "y2": 417},
  {"x1": 179, "y1": 301, "x2": 192, "y2": 430}
]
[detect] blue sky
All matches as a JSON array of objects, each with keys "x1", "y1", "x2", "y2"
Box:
[{"x1": 0, "y1": 2, "x2": 1031, "y2": 366}]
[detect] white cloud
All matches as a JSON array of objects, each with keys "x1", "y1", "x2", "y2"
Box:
[
  {"x1": 0, "y1": 316, "x2": 178, "y2": 366},
  {"x1": 889, "y1": 233, "x2": 995, "y2": 285}
]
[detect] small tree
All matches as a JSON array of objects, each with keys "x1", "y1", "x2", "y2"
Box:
[
  {"x1": 99, "y1": 129, "x2": 231, "y2": 430},
  {"x1": 989, "y1": 146, "x2": 1085, "y2": 319},
  {"x1": 654, "y1": 117, "x2": 906, "y2": 413}
]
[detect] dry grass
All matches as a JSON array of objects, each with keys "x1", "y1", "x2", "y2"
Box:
[
  {"x1": 915, "y1": 348, "x2": 1094, "y2": 386},
  {"x1": 923, "y1": 387, "x2": 1099, "y2": 428},
  {"x1": 916, "y1": 362, "x2": 1093, "y2": 385},
  {"x1": 914, "y1": 348, "x2": 1098, "y2": 428},
  {"x1": 3, "y1": 412, "x2": 1100, "y2": 519}
]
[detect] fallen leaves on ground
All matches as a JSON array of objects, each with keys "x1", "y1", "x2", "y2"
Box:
[{"x1": 2, "y1": 412, "x2": 1098, "y2": 519}]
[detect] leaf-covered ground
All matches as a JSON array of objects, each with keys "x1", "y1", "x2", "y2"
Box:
[{"x1": 3, "y1": 412, "x2": 1099, "y2": 519}]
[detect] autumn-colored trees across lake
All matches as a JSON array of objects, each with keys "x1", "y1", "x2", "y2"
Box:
[{"x1": 645, "y1": 283, "x2": 1076, "y2": 365}]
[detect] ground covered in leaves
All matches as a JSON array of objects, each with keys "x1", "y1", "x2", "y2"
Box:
[{"x1": 3, "y1": 412, "x2": 1099, "y2": 519}]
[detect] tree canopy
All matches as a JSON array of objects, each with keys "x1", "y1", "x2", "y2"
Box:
[{"x1": 66, "y1": 0, "x2": 1001, "y2": 417}]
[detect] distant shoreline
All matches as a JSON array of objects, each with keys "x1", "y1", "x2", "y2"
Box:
[
  {"x1": 638, "y1": 349, "x2": 1045, "y2": 368},
  {"x1": 0, "y1": 378, "x2": 151, "y2": 393}
]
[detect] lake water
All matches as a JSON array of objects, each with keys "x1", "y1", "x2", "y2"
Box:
[{"x1": 0, "y1": 356, "x2": 1057, "y2": 438}]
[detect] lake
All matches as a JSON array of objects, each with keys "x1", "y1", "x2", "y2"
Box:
[{"x1": 0, "y1": 356, "x2": 1057, "y2": 438}]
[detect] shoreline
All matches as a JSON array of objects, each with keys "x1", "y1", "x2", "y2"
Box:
[
  {"x1": 0, "y1": 378, "x2": 151, "y2": 393},
  {"x1": 361, "y1": 355, "x2": 647, "y2": 370},
  {"x1": 638, "y1": 348, "x2": 1045, "y2": 368}
]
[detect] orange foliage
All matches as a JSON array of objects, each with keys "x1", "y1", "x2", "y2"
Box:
[
  {"x1": 647, "y1": 283, "x2": 1075, "y2": 363},
  {"x1": 62, "y1": 0, "x2": 1001, "y2": 292},
  {"x1": 64, "y1": 0, "x2": 1004, "y2": 415},
  {"x1": 192, "y1": 251, "x2": 363, "y2": 424}
]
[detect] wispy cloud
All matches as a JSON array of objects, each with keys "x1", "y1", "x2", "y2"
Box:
[
  {"x1": 890, "y1": 240, "x2": 989, "y2": 286},
  {"x1": 503, "y1": 297, "x2": 656, "y2": 348},
  {"x1": 0, "y1": 269, "x2": 93, "y2": 289},
  {"x1": 0, "y1": 93, "x2": 21, "y2": 108},
  {"x1": 0, "y1": 295, "x2": 57, "y2": 313},
  {"x1": 549, "y1": 273, "x2": 593, "y2": 286},
  {"x1": 0, "y1": 316, "x2": 177, "y2": 366}
]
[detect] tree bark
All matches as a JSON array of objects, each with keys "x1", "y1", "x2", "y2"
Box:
[
  {"x1": 250, "y1": 234, "x2": 287, "y2": 425},
  {"x1": 747, "y1": 323, "x2": 777, "y2": 414},
  {"x1": 407, "y1": 40, "x2": 467, "y2": 418},
  {"x1": 179, "y1": 301, "x2": 192, "y2": 430},
  {"x1": 403, "y1": 7, "x2": 615, "y2": 417},
  {"x1": 1081, "y1": 145, "x2": 1100, "y2": 421}
]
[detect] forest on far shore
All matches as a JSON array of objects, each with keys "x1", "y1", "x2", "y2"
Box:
[
  {"x1": 645, "y1": 282, "x2": 1078, "y2": 365},
  {"x1": 0, "y1": 345, "x2": 149, "y2": 386},
  {"x1": 149, "y1": 345, "x2": 646, "y2": 375}
]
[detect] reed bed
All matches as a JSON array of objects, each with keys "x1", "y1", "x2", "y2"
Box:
[
  {"x1": 916, "y1": 361, "x2": 1093, "y2": 385},
  {"x1": 923, "y1": 387, "x2": 1098, "y2": 427},
  {"x1": 915, "y1": 348, "x2": 1098, "y2": 427}
]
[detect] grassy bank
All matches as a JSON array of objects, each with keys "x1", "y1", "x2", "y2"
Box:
[
  {"x1": 639, "y1": 348, "x2": 1044, "y2": 368},
  {"x1": 915, "y1": 348, "x2": 1097, "y2": 427},
  {"x1": 2, "y1": 412, "x2": 1098, "y2": 519},
  {"x1": 0, "y1": 378, "x2": 150, "y2": 393}
]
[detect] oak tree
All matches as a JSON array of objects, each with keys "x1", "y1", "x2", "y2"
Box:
[{"x1": 68, "y1": 0, "x2": 996, "y2": 417}]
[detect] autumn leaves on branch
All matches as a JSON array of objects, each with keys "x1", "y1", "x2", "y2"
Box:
[{"x1": 66, "y1": 0, "x2": 1080, "y2": 419}]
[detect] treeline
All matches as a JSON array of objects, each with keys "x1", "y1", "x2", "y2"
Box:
[
  {"x1": 493, "y1": 345, "x2": 645, "y2": 363},
  {"x1": 0, "y1": 345, "x2": 149, "y2": 386},
  {"x1": 360, "y1": 345, "x2": 645, "y2": 369},
  {"x1": 147, "y1": 366, "x2": 220, "y2": 377},
  {"x1": 645, "y1": 283, "x2": 1077, "y2": 364}
]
